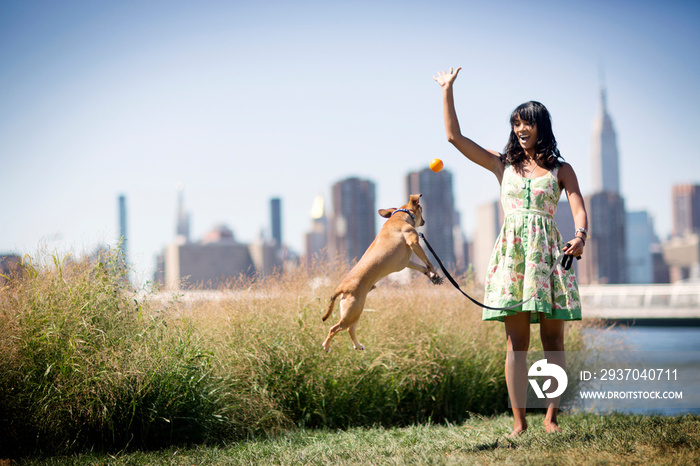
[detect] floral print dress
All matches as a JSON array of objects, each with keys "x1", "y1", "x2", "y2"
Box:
[{"x1": 482, "y1": 164, "x2": 582, "y2": 323}]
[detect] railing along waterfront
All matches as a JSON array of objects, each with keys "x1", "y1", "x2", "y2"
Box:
[{"x1": 579, "y1": 283, "x2": 700, "y2": 322}]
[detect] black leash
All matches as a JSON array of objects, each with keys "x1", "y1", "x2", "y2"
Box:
[{"x1": 419, "y1": 232, "x2": 579, "y2": 311}]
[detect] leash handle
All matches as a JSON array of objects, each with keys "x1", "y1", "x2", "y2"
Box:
[{"x1": 561, "y1": 243, "x2": 582, "y2": 271}]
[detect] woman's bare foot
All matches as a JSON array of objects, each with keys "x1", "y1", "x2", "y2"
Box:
[
  {"x1": 507, "y1": 423, "x2": 527, "y2": 438},
  {"x1": 544, "y1": 420, "x2": 561, "y2": 433}
]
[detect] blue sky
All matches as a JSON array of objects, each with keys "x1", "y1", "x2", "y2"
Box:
[{"x1": 1, "y1": 0, "x2": 698, "y2": 284}]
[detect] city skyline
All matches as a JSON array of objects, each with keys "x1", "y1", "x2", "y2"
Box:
[{"x1": 1, "y1": 1, "x2": 698, "y2": 283}]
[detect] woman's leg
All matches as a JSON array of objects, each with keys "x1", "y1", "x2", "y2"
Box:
[
  {"x1": 504, "y1": 311, "x2": 531, "y2": 436},
  {"x1": 539, "y1": 313, "x2": 565, "y2": 432}
]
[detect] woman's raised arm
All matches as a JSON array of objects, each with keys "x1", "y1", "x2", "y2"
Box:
[{"x1": 434, "y1": 67, "x2": 504, "y2": 181}]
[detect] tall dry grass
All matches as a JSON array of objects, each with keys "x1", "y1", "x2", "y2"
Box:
[{"x1": 0, "y1": 249, "x2": 584, "y2": 456}]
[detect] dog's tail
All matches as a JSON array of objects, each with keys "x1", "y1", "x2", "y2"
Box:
[{"x1": 322, "y1": 290, "x2": 342, "y2": 322}]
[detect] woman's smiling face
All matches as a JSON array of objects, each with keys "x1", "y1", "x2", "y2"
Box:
[{"x1": 512, "y1": 116, "x2": 538, "y2": 153}]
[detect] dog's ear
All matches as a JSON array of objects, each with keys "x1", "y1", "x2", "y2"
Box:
[
  {"x1": 408, "y1": 194, "x2": 422, "y2": 208},
  {"x1": 378, "y1": 208, "x2": 396, "y2": 218}
]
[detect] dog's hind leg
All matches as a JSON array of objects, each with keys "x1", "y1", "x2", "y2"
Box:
[
  {"x1": 340, "y1": 294, "x2": 366, "y2": 350},
  {"x1": 348, "y1": 322, "x2": 364, "y2": 350},
  {"x1": 322, "y1": 323, "x2": 344, "y2": 352},
  {"x1": 322, "y1": 294, "x2": 365, "y2": 352}
]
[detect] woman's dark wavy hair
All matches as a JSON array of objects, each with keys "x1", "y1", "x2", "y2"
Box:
[{"x1": 501, "y1": 101, "x2": 564, "y2": 170}]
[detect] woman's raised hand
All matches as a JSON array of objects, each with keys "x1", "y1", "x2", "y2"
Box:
[{"x1": 433, "y1": 67, "x2": 462, "y2": 88}]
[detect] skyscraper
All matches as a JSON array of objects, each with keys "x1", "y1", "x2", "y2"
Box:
[
  {"x1": 590, "y1": 86, "x2": 620, "y2": 194},
  {"x1": 580, "y1": 192, "x2": 626, "y2": 284},
  {"x1": 175, "y1": 181, "x2": 190, "y2": 243},
  {"x1": 662, "y1": 184, "x2": 700, "y2": 282},
  {"x1": 118, "y1": 194, "x2": 127, "y2": 260},
  {"x1": 473, "y1": 200, "x2": 503, "y2": 279},
  {"x1": 304, "y1": 195, "x2": 329, "y2": 265},
  {"x1": 672, "y1": 184, "x2": 700, "y2": 237},
  {"x1": 625, "y1": 210, "x2": 656, "y2": 284},
  {"x1": 406, "y1": 168, "x2": 457, "y2": 270},
  {"x1": 271, "y1": 197, "x2": 282, "y2": 248},
  {"x1": 581, "y1": 85, "x2": 627, "y2": 284},
  {"x1": 329, "y1": 177, "x2": 376, "y2": 264}
]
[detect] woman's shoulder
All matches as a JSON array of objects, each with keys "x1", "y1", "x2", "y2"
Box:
[
  {"x1": 557, "y1": 161, "x2": 575, "y2": 176},
  {"x1": 556, "y1": 161, "x2": 580, "y2": 188}
]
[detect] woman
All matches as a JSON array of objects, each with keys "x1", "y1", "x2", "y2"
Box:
[{"x1": 434, "y1": 67, "x2": 587, "y2": 436}]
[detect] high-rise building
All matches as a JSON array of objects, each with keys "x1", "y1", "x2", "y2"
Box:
[
  {"x1": 473, "y1": 200, "x2": 504, "y2": 280},
  {"x1": 662, "y1": 184, "x2": 700, "y2": 282},
  {"x1": 590, "y1": 86, "x2": 620, "y2": 194},
  {"x1": 580, "y1": 192, "x2": 626, "y2": 284},
  {"x1": 304, "y1": 195, "x2": 329, "y2": 265},
  {"x1": 582, "y1": 85, "x2": 627, "y2": 284},
  {"x1": 625, "y1": 210, "x2": 656, "y2": 284},
  {"x1": 329, "y1": 177, "x2": 376, "y2": 264},
  {"x1": 651, "y1": 244, "x2": 670, "y2": 284},
  {"x1": 406, "y1": 168, "x2": 458, "y2": 270},
  {"x1": 452, "y1": 210, "x2": 470, "y2": 273},
  {"x1": 175, "y1": 181, "x2": 190, "y2": 243},
  {"x1": 271, "y1": 197, "x2": 282, "y2": 248},
  {"x1": 118, "y1": 194, "x2": 128, "y2": 260},
  {"x1": 672, "y1": 184, "x2": 700, "y2": 237}
]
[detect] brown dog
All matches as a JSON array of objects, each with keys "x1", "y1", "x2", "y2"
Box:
[{"x1": 321, "y1": 194, "x2": 442, "y2": 352}]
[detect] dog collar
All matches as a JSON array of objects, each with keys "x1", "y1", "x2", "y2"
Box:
[{"x1": 392, "y1": 208, "x2": 415, "y2": 222}]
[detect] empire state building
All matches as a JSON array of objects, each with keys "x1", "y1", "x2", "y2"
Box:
[
  {"x1": 580, "y1": 85, "x2": 627, "y2": 284},
  {"x1": 591, "y1": 87, "x2": 620, "y2": 193}
]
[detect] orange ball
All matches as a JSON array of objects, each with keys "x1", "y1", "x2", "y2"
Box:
[{"x1": 429, "y1": 158, "x2": 444, "y2": 172}]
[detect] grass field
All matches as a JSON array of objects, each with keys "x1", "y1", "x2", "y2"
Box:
[{"x1": 17, "y1": 413, "x2": 700, "y2": 465}]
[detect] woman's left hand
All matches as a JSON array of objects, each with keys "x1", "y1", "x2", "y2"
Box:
[
  {"x1": 564, "y1": 236, "x2": 585, "y2": 257},
  {"x1": 433, "y1": 67, "x2": 461, "y2": 89}
]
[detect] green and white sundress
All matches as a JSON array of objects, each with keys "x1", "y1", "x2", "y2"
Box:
[{"x1": 482, "y1": 163, "x2": 582, "y2": 323}]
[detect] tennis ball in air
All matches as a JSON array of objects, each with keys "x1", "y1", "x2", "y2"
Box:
[{"x1": 429, "y1": 158, "x2": 444, "y2": 172}]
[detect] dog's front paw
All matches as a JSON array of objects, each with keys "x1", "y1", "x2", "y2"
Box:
[
  {"x1": 353, "y1": 343, "x2": 365, "y2": 350},
  {"x1": 429, "y1": 272, "x2": 443, "y2": 285}
]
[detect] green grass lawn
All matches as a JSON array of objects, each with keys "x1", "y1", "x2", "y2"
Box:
[{"x1": 19, "y1": 412, "x2": 700, "y2": 465}]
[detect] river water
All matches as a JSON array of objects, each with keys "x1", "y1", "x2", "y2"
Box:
[
  {"x1": 577, "y1": 324, "x2": 700, "y2": 415},
  {"x1": 587, "y1": 325, "x2": 700, "y2": 352}
]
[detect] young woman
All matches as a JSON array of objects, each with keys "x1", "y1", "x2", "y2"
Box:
[{"x1": 434, "y1": 67, "x2": 587, "y2": 436}]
